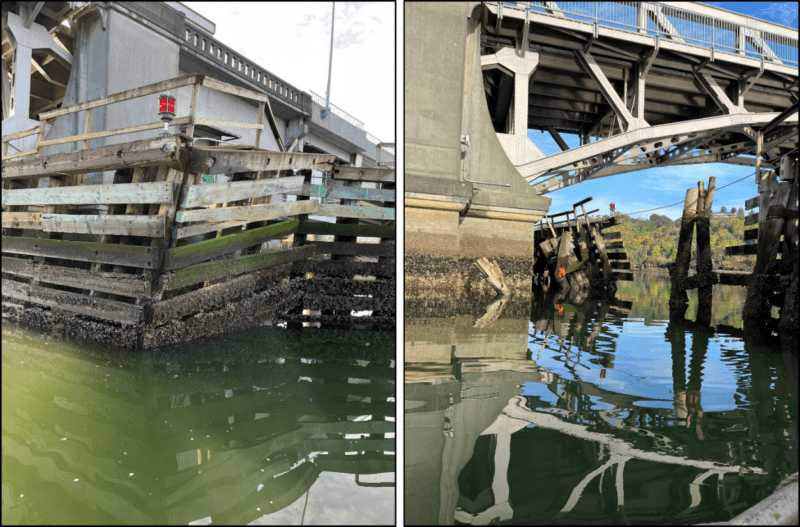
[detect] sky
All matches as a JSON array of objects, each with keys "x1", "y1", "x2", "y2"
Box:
[
  {"x1": 181, "y1": 2, "x2": 396, "y2": 144},
  {"x1": 529, "y1": 1, "x2": 798, "y2": 220}
]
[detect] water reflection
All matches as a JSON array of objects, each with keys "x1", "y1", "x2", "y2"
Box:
[
  {"x1": 405, "y1": 277, "x2": 797, "y2": 525},
  {"x1": 2, "y1": 324, "x2": 395, "y2": 525}
]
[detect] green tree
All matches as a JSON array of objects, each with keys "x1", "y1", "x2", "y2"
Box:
[
  {"x1": 730, "y1": 207, "x2": 737, "y2": 214},
  {"x1": 737, "y1": 208, "x2": 745, "y2": 219},
  {"x1": 720, "y1": 205, "x2": 727, "y2": 213}
]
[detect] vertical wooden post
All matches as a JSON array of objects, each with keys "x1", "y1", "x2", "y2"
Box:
[
  {"x1": 254, "y1": 101, "x2": 265, "y2": 148},
  {"x1": 696, "y1": 177, "x2": 715, "y2": 326},
  {"x1": 669, "y1": 187, "x2": 699, "y2": 318},
  {"x1": 744, "y1": 171, "x2": 791, "y2": 326},
  {"x1": 779, "y1": 172, "x2": 799, "y2": 332},
  {"x1": 83, "y1": 108, "x2": 93, "y2": 150},
  {"x1": 186, "y1": 81, "x2": 200, "y2": 143}
]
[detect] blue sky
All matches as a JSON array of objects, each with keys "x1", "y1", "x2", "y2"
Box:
[{"x1": 529, "y1": 2, "x2": 798, "y2": 220}]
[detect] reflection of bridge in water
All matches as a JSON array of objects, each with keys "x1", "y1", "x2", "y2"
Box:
[
  {"x1": 404, "y1": 292, "x2": 796, "y2": 525},
  {"x1": 3, "y1": 328, "x2": 395, "y2": 524}
]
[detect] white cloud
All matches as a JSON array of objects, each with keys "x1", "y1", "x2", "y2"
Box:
[
  {"x1": 182, "y1": 2, "x2": 395, "y2": 142},
  {"x1": 754, "y1": 2, "x2": 799, "y2": 26}
]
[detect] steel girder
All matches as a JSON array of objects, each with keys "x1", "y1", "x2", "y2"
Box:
[{"x1": 521, "y1": 112, "x2": 799, "y2": 194}]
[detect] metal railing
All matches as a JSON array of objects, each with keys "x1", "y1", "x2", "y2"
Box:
[
  {"x1": 309, "y1": 90, "x2": 366, "y2": 130},
  {"x1": 183, "y1": 27, "x2": 312, "y2": 113},
  {"x1": 503, "y1": 2, "x2": 798, "y2": 67}
]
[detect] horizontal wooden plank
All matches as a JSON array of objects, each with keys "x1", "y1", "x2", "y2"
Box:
[
  {"x1": 201, "y1": 76, "x2": 267, "y2": 103},
  {"x1": 188, "y1": 148, "x2": 335, "y2": 175},
  {"x1": 316, "y1": 204, "x2": 395, "y2": 221},
  {"x1": 310, "y1": 242, "x2": 395, "y2": 258},
  {"x1": 41, "y1": 73, "x2": 201, "y2": 120},
  {"x1": 602, "y1": 231, "x2": 622, "y2": 240},
  {"x1": 193, "y1": 117, "x2": 263, "y2": 130},
  {"x1": 611, "y1": 261, "x2": 631, "y2": 270},
  {"x1": 1, "y1": 212, "x2": 42, "y2": 229},
  {"x1": 607, "y1": 252, "x2": 627, "y2": 260},
  {"x1": 332, "y1": 167, "x2": 395, "y2": 183},
  {"x1": 743, "y1": 228, "x2": 759, "y2": 241},
  {"x1": 598, "y1": 216, "x2": 622, "y2": 230},
  {"x1": 2, "y1": 147, "x2": 38, "y2": 160},
  {"x1": 42, "y1": 214, "x2": 165, "y2": 237},
  {"x1": 165, "y1": 219, "x2": 298, "y2": 270},
  {"x1": 1, "y1": 256, "x2": 33, "y2": 277},
  {"x1": 744, "y1": 212, "x2": 759, "y2": 226},
  {"x1": 297, "y1": 221, "x2": 395, "y2": 239},
  {"x1": 2, "y1": 279, "x2": 143, "y2": 325},
  {"x1": 605, "y1": 240, "x2": 625, "y2": 249},
  {"x1": 612, "y1": 272, "x2": 634, "y2": 281},
  {"x1": 745, "y1": 196, "x2": 760, "y2": 210},
  {"x1": 175, "y1": 199, "x2": 317, "y2": 223},
  {"x1": 725, "y1": 244, "x2": 758, "y2": 255},
  {"x1": 165, "y1": 245, "x2": 314, "y2": 290},
  {"x1": 2, "y1": 236, "x2": 160, "y2": 268},
  {"x1": 36, "y1": 116, "x2": 192, "y2": 149},
  {"x1": 0, "y1": 258, "x2": 151, "y2": 297},
  {"x1": 172, "y1": 220, "x2": 249, "y2": 240},
  {"x1": 2, "y1": 181, "x2": 175, "y2": 206},
  {"x1": 180, "y1": 175, "x2": 303, "y2": 207},
  {"x1": 2, "y1": 136, "x2": 182, "y2": 181},
  {"x1": 287, "y1": 183, "x2": 328, "y2": 198},
  {"x1": 715, "y1": 270, "x2": 750, "y2": 286},
  {"x1": 1, "y1": 124, "x2": 41, "y2": 142},
  {"x1": 328, "y1": 186, "x2": 395, "y2": 202}
]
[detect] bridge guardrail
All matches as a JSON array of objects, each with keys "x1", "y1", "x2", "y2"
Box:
[
  {"x1": 183, "y1": 27, "x2": 312, "y2": 113},
  {"x1": 502, "y1": 1, "x2": 798, "y2": 67},
  {"x1": 310, "y1": 90, "x2": 367, "y2": 130}
]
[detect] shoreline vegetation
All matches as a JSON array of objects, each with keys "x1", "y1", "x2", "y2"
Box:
[{"x1": 597, "y1": 212, "x2": 756, "y2": 271}]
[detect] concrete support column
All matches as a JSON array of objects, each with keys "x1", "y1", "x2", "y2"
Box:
[
  {"x1": 9, "y1": 44, "x2": 33, "y2": 120},
  {"x1": 482, "y1": 47, "x2": 544, "y2": 165}
]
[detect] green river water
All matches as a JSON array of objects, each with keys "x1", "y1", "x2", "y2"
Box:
[
  {"x1": 2, "y1": 323, "x2": 396, "y2": 525},
  {"x1": 405, "y1": 272, "x2": 797, "y2": 525}
]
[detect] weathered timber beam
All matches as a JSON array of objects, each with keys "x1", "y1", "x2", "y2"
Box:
[
  {"x1": 35, "y1": 115, "x2": 191, "y2": 149},
  {"x1": 287, "y1": 184, "x2": 395, "y2": 202},
  {"x1": 188, "y1": 149, "x2": 335, "y2": 175},
  {"x1": 297, "y1": 221, "x2": 395, "y2": 239},
  {"x1": 332, "y1": 167, "x2": 395, "y2": 183},
  {"x1": 316, "y1": 204, "x2": 395, "y2": 221},
  {"x1": 175, "y1": 199, "x2": 317, "y2": 224},
  {"x1": 309, "y1": 242, "x2": 395, "y2": 258},
  {"x1": 40, "y1": 74, "x2": 200, "y2": 120},
  {"x1": 40, "y1": 214, "x2": 165, "y2": 237},
  {"x1": 164, "y1": 219, "x2": 299, "y2": 270},
  {"x1": 2, "y1": 236, "x2": 160, "y2": 268},
  {"x1": 164, "y1": 245, "x2": 314, "y2": 290},
  {"x1": 2, "y1": 279, "x2": 143, "y2": 325},
  {"x1": 192, "y1": 117, "x2": 263, "y2": 131},
  {"x1": 2, "y1": 136, "x2": 182, "y2": 180},
  {"x1": 179, "y1": 175, "x2": 304, "y2": 207},
  {"x1": 329, "y1": 186, "x2": 395, "y2": 202},
  {"x1": 1, "y1": 257, "x2": 150, "y2": 297},
  {"x1": 1, "y1": 212, "x2": 43, "y2": 229},
  {"x1": 2, "y1": 181, "x2": 174, "y2": 206}
]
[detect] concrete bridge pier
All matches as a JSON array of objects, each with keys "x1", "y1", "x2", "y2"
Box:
[{"x1": 405, "y1": 2, "x2": 550, "y2": 296}]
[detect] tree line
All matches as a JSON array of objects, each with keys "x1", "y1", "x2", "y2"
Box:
[{"x1": 601, "y1": 210, "x2": 755, "y2": 270}]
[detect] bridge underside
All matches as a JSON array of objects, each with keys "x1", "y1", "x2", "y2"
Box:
[{"x1": 479, "y1": 2, "x2": 798, "y2": 194}]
